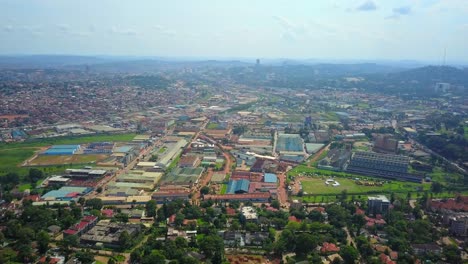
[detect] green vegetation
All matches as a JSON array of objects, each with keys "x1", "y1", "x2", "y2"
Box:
[
  {"x1": 0, "y1": 133, "x2": 136, "y2": 151},
  {"x1": 309, "y1": 150, "x2": 328, "y2": 167},
  {"x1": 220, "y1": 184, "x2": 227, "y2": 194},
  {"x1": 299, "y1": 177, "x2": 428, "y2": 196},
  {"x1": 322, "y1": 111, "x2": 340, "y2": 121},
  {"x1": 0, "y1": 148, "x2": 36, "y2": 175},
  {"x1": 0, "y1": 133, "x2": 135, "y2": 177},
  {"x1": 158, "y1": 147, "x2": 167, "y2": 154},
  {"x1": 206, "y1": 122, "x2": 220, "y2": 129}
]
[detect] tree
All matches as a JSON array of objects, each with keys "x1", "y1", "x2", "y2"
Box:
[
  {"x1": 443, "y1": 245, "x2": 462, "y2": 263},
  {"x1": 85, "y1": 198, "x2": 103, "y2": 210},
  {"x1": 149, "y1": 154, "x2": 158, "y2": 162},
  {"x1": 175, "y1": 213, "x2": 185, "y2": 226},
  {"x1": 200, "y1": 186, "x2": 210, "y2": 195},
  {"x1": 37, "y1": 230, "x2": 50, "y2": 254},
  {"x1": 62, "y1": 234, "x2": 79, "y2": 249},
  {"x1": 119, "y1": 230, "x2": 133, "y2": 250},
  {"x1": 28, "y1": 168, "x2": 43, "y2": 183},
  {"x1": 431, "y1": 181, "x2": 443, "y2": 193},
  {"x1": 145, "y1": 200, "x2": 157, "y2": 218},
  {"x1": 75, "y1": 251, "x2": 95, "y2": 264},
  {"x1": 294, "y1": 233, "x2": 318, "y2": 257},
  {"x1": 142, "y1": 251, "x2": 166, "y2": 264},
  {"x1": 340, "y1": 245, "x2": 359, "y2": 264},
  {"x1": 199, "y1": 235, "x2": 224, "y2": 259},
  {"x1": 17, "y1": 244, "x2": 33, "y2": 263},
  {"x1": 271, "y1": 200, "x2": 280, "y2": 209}
]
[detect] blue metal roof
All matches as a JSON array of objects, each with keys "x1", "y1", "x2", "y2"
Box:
[
  {"x1": 264, "y1": 173, "x2": 278, "y2": 183},
  {"x1": 227, "y1": 179, "x2": 250, "y2": 194},
  {"x1": 50, "y1": 145, "x2": 80, "y2": 149}
]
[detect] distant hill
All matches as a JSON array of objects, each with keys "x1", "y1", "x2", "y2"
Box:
[{"x1": 0, "y1": 55, "x2": 113, "y2": 69}]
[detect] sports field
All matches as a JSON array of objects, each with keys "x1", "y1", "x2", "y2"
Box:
[
  {"x1": 300, "y1": 177, "x2": 426, "y2": 195},
  {"x1": 28, "y1": 154, "x2": 109, "y2": 166}
]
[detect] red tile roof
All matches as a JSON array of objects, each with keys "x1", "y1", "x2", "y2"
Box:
[
  {"x1": 321, "y1": 242, "x2": 340, "y2": 254},
  {"x1": 379, "y1": 253, "x2": 396, "y2": 264},
  {"x1": 101, "y1": 209, "x2": 114, "y2": 217},
  {"x1": 63, "y1": 229, "x2": 77, "y2": 235},
  {"x1": 288, "y1": 216, "x2": 301, "y2": 223},
  {"x1": 226, "y1": 208, "x2": 236, "y2": 216},
  {"x1": 83, "y1": 215, "x2": 97, "y2": 222}
]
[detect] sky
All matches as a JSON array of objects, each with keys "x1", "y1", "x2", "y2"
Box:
[{"x1": 1, "y1": 0, "x2": 468, "y2": 63}]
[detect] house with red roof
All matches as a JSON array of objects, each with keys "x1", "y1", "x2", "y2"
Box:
[
  {"x1": 379, "y1": 253, "x2": 396, "y2": 264},
  {"x1": 101, "y1": 209, "x2": 114, "y2": 218},
  {"x1": 320, "y1": 242, "x2": 340, "y2": 254},
  {"x1": 288, "y1": 215, "x2": 301, "y2": 223},
  {"x1": 226, "y1": 207, "x2": 236, "y2": 216}
]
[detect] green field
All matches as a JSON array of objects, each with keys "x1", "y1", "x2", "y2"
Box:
[
  {"x1": 0, "y1": 133, "x2": 136, "y2": 151},
  {"x1": 299, "y1": 177, "x2": 427, "y2": 196},
  {"x1": 206, "y1": 123, "x2": 221, "y2": 129},
  {"x1": 0, "y1": 133, "x2": 136, "y2": 177},
  {"x1": 220, "y1": 184, "x2": 228, "y2": 194},
  {"x1": 0, "y1": 148, "x2": 37, "y2": 175}
]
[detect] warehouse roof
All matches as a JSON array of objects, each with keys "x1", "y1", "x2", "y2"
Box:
[
  {"x1": 264, "y1": 173, "x2": 278, "y2": 183},
  {"x1": 227, "y1": 179, "x2": 250, "y2": 194}
]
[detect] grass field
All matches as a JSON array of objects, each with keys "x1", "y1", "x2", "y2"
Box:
[
  {"x1": 206, "y1": 123, "x2": 220, "y2": 129},
  {"x1": 0, "y1": 133, "x2": 135, "y2": 177},
  {"x1": 28, "y1": 154, "x2": 109, "y2": 166},
  {"x1": 0, "y1": 148, "x2": 37, "y2": 175},
  {"x1": 300, "y1": 177, "x2": 428, "y2": 195},
  {"x1": 289, "y1": 165, "x2": 364, "y2": 179},
  {"x1": 0, "y1": 133, "x2": 136, "y2": 151},
  {"x1": 220, "y1": 184, "x2": 227, "y2": 194}
]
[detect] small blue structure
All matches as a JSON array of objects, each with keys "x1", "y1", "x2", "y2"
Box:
[
  {"x1": 264, "y1": 173, "x2": 278, "y2": 183},
  {"x1": 227, "y1": 179, "x2": 250, "y2": 194}
]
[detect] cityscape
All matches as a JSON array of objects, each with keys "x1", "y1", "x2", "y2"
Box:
[{"x1": 0, "y1": 1, "x2": 468, "y2": 264}]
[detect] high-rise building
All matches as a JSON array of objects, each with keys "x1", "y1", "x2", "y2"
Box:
[
  {"x1": 367, "y1": 195, "x2": 390, "y2": 215},
  {"x1": 373, "y1": 134, "x2": 398, "y2": 153}
]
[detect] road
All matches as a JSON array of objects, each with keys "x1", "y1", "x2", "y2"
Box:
[
  {"x1": 307, "y1": 143, "x2": 330, "y2": 167},
  {"x1": 277, "y1": 172, "x2": 288, "y2": 207},
  {"x1": 409, "y1": 138, "x2": 466, "y2": 175}
]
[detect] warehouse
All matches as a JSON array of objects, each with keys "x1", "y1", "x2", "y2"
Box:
[
  {"x1": 65, "y1": 168, "x2": 107, "y2": 179},
  {"x1": 42, "y1": 186, "x2": 92, "y2": 201},
  {"x1": 346, "y1": 151, "x2": 422, "y2": 182},
  {"x1": 107, "y1": 182, "x2": 154, "y2": 191},
  {"x1": 161, "y1": 167, "x2": 204, "y2": 186},
  {"x1": 264, "y1": 173, "x2": 278, "y2": 183},
  {"x1": 44, "y1": 145, "x2": 81, "y2": 155},
  {"x1": 227, "y1": 179, "x2": 250, "y2": 194}
]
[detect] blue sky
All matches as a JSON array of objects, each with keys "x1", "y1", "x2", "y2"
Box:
[{"x1": 1, "y1": 0, "x2": 467, "y2": 62}]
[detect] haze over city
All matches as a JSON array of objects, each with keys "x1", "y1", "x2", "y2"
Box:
[{"x1": 1, "y1": 0, "x2": 468, "y2": 63}]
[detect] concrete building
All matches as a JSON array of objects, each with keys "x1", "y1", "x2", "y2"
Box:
[
  {"x1": 449, "y1": 214, "x2": 468, "y2": 237},
  {"x1": 80, "y1": 221, "x2": 141, "y2": 248},
  {"x1": 241, "y1": 206, "x2": 258, "y2": 221},
  {"x1": 368, "y1": 195, "x2": 390, "y2": 215}
]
